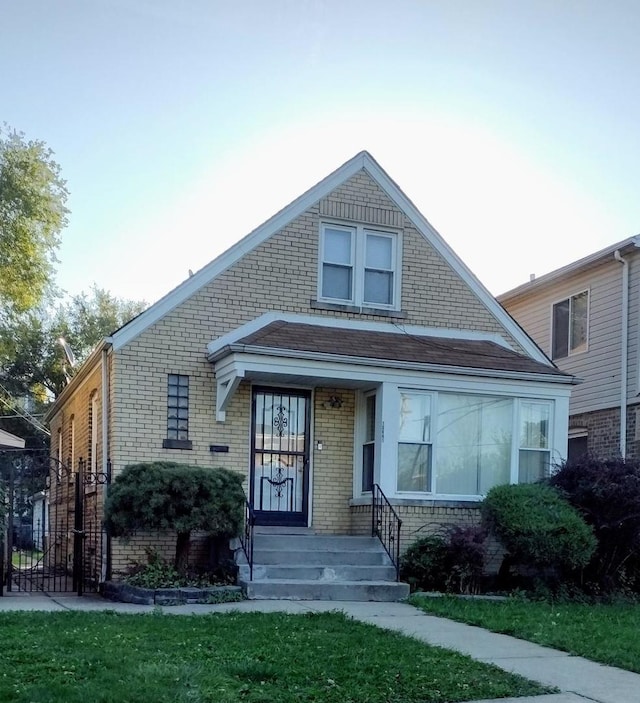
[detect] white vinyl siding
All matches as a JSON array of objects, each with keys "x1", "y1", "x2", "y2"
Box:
[{"x1": 502, "y1": 257, "x2": 631, "y2": 416}]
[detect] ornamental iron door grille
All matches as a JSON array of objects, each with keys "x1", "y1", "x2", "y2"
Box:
[
  {"x1": 250, "y1": 388, "x2": 311, "y2": 526},
  {"x1": 0, "y1": 450, "x2": 109, "y2": 595}
]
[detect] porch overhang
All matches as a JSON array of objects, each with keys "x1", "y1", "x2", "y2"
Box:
[{"x1": 210, "y1": 336, "x2": 577, "y2": 421}]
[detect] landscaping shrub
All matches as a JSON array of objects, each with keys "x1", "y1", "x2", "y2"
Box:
[
  {"x1": 401, "y1": 524, "x2": 487, "y2": 594},
  {"x1": 549, "y1": 457, "x2": 640, "y2": 591},
  {"x1": 401, "y1": 534, "x2": 448, "y2": 592},
  {"x1": 104, "y1": 462, "x2": 245, "y2": 573},
  {"x1": 124, "y1": 548, "x2": 236, "y2": 589},
  {"x1": 481, "y1": 483, "x2": 596, "y2": 588}
]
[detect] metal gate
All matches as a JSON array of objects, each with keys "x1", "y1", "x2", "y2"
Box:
[{"x1": 0, "y1": 449, "x2": 110, "y2": 595}]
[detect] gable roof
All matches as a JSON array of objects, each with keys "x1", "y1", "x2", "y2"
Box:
[
  {"x1": 499, "y1": 235, "x2": 640, "y2": 304},
  {"x1": 108, "y1": 151, "x2": 551, "y2": 365},
  {"x1": 209, "y1": 319, "x2": 573, "y2": 382}
]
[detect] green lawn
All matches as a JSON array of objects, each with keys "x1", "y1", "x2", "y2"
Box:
[
  {"x1": 0, "y1": 610, "x2": 548, "y2": 703},
  {"x1": 410, "y1": 595, "x2": 640, "y2": 673}
]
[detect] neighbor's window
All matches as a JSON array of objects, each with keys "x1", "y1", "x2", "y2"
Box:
[
  {"x1": 320, "y1": 223, "x2": 399, "y2": 308},
  {"x1": 397, "y1": 392, "x2": 432, "y2": 492},
  {"x1": 166, "y1": 374, "x2": 189, "y2": 441},
  {"x1": 552, "y1": 291, "x2": 588, "y2": 359}
]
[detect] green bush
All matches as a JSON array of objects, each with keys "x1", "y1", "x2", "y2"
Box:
[
  {"x1": 401, "y1": 524, "x2": 487, "y2": 594},
  {"x1": 401, "y1": 535, "x2": 448, "y2": 592},
  {"x1": 481, "y1": 483, "x2": 596, "y2": 585},
  {"x1": 104, "y1": 462, "x2": 245, "y2": 572}
]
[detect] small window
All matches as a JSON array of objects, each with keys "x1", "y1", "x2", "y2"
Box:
[
  {"x1": 518, "y1": 401, "x2": 551, "y2": 482},
  {"x1": 552, "y1": 291, "x2": 588, "y2": 359},
  {"x1": 164, "y1": 374, "x2": 192, "y2": 449},
  {"x1": 397, "y1": 392, "x2": 432, "y2": 492},
  {"x1": 361, "y1": 393, "x2": 376, "y2": 492},
  {"x1": 319, "y1": 223, "x2": 399, "y2": 309}
]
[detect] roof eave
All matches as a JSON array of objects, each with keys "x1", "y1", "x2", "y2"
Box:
[
  {"x1": 43, "y1": 339, "x2": 112, "y2": 424},
  {"x1": 212, "y1": 344, "x2": 578, "y2": 385},
  {"x1": 499, "y1": 235, "x2": 640, "y2": 303}
]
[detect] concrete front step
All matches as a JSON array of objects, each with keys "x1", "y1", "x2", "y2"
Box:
[
  {"x1": 252, "y1": 534, "x2": 381, "y2": 550},
  {"x1": 243, "y1": 579, "x2": 410, "y2": 601},
  {"x1": 241, "y1": 563, "x2": 397, "y2": 582},
  {"x1": 236, "y1": 531, "x2": 408, "y2": 602},
  {"x1": 246, "y1": 548, "x2": 390, "y2": 566}
]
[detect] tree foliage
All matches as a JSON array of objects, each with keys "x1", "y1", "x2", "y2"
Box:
[
  {"x1": 0, "y1": 286, "x2": 146, "y2": 400},
  {"x1": 0, "y1": 125, "x2": 68, "y2": 317},
  {"x1": 549, "y1": 457, "x2": 640, "y2": 590},
  {"x1": 104, "y1": 462, "x2": 245, "y2": 572}
]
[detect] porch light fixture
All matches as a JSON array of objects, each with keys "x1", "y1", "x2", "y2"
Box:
[{"x1": 324, "y1": 395, "x2": 343, "y2": 409}]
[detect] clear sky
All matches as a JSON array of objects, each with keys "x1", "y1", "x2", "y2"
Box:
[{"x1": 3, "y1": 0, "x2": 640, "y2": 305}]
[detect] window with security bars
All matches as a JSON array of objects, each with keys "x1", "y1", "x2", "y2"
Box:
[{"x1": 167, "y1": 374, "x2": 189, "y2": 441}]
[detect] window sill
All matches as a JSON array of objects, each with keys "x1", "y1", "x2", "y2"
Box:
[
  {"x1": 311, "y1": 299, "x2": 407, "y2": 319},
  {"x1": 162, "y1": 439, "x2": 193, "y2": 450},
  {"x1": 349, "y1": 496, "x2": 481, "y2": 508}
]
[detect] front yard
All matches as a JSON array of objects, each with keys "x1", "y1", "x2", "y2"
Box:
[
  {"x1": 0, "y1": 610, "x2": 548, "y2": 703},
  {"x1": 410, "y1": 595, "x2": 640, "y2": 673}
]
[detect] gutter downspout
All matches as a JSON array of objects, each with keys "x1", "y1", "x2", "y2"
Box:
[
  {"x1": 614, "y1": 250, "x2": 629, "y2": 458},
  {"x1": 101, "y1": 341, "x2": 112, "y2": 581}
]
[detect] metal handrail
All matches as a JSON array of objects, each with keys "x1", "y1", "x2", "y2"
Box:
[
  {"x1": 239, "y1": 499, "x2": 255, "y2": 581},
  {"x1": 371, "y1": 483, "x2": 402, "y2": 580}
]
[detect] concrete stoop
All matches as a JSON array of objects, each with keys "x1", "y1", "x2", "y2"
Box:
[{"x1": 237, "y1": 531, "x2": 409, "y2": 602}]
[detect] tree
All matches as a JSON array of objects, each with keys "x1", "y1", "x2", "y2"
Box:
[
  {"x1": 0, "y1": 287, "x2": 146, "y2": 447},
  {"x1": 0, "y1": 126, "x2": 68, "y2": 318},
  {"x1": 104, "y1": 462, "x2": 245, "y2": 573},
  {"x1": 0, "y1": 286, "x2": 147, "y2": 400}
]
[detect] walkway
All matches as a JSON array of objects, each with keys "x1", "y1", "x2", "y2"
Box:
[{"x1": 0, "y1": 592, "x2": 637, "y2": 703}]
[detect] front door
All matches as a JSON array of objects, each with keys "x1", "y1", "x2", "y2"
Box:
[{"x1": 250, "y1": 387, "x2": 310, "y2": 526}]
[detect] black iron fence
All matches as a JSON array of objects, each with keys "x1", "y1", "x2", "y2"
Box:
[{"x1": 0, "y1": 450, "x2": 109, "y2": 595}]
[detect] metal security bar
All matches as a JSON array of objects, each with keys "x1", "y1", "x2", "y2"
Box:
[{"x1": 372, "y1": 483, "x2": 402, "y2": 580}]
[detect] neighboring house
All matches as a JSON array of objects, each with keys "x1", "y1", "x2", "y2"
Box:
[
  {"x1": 499, "y1": 236, "x2": 640, "y2": 461},
  {"x1": 44, "y1": 151, "x2": 575, "y2": 583}
]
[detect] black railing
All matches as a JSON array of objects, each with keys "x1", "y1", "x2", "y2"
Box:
[
  {"x1": 372, "y1": 483, "x2": 402, "y2": 580},
  {"x1": 239, "y1": 499, "x2": 255, "y2": 581}
]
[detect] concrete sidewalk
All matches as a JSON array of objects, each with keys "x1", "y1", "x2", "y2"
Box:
[{"x1": 0, "y1": 592, "x2": 637, "y2": 703}]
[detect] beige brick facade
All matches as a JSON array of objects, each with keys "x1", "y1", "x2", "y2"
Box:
[{"x1": 46, "y1": 162, "x2": 540, "y2": 576}]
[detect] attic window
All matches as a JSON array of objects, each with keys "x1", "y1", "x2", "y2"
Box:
[{"x1": 319, "y1": 223, "x2": 400, "y2": 309}]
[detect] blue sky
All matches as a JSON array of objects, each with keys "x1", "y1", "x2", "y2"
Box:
[{"x1": 3, "y1": 1, "x2": 640, "y2": 304}]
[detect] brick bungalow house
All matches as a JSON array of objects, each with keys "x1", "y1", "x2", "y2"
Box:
[{"x1": 44, "y1": 151, "x2": 575, "y2": 596}]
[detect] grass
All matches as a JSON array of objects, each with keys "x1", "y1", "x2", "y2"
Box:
[
  {"x1": 0, "y1": 610, "x2": 548, "y2": 703},
  {"x1": 410, "y1": 594, "x2": 640, "y2": 673},
  {"x1": 11, "y1": 549, "x2": 43, "y2": 568}
]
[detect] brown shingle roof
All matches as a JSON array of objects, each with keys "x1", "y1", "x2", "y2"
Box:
[{"x1": 233, "y1": 321, "x2": 571, "y2": 379}]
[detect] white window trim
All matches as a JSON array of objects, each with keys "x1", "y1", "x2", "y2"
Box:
[
  {"x1": 354, "y1": 389, "x2": 380, "y2": 496},
  {"x1": 318, "y1": 221, "x2": 402, "y2": 310},
  {"x1": 90, "y1": 393, "x2": 98, "y2": 474},
  {"x1": 550, "y1": 289, "x2": 590, "y2": 360}
]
